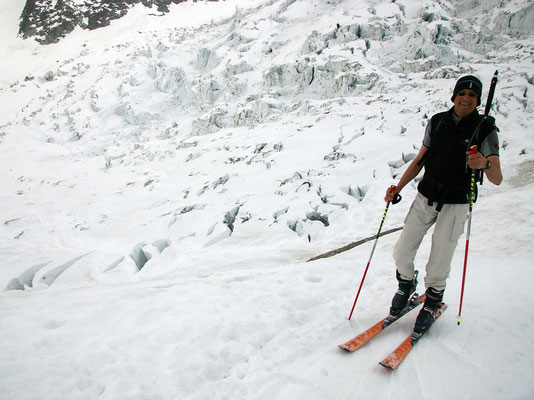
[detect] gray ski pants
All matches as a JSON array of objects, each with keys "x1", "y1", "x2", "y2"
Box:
[{"x1": 394, "y1": 192, "x2": 469, "y2": 291}]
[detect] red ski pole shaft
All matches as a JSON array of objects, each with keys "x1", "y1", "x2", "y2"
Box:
[
  {"x1": 457, "y1": 237, "x2": 470, "y2": 324},
  {"x1": 348, "y1": 186, "x2": 397, "y2": 320}
]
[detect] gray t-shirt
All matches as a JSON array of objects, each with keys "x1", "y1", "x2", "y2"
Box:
[{"x1": 423, "y1": 113, "x2": 500, "y2": 158}]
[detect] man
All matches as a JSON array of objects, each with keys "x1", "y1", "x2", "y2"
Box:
[{"x1": 384, "y1": 75, "x2": 503, "y2": 334}]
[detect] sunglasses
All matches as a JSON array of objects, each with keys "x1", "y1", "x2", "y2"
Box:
[{"x1": 457, "y1": 91, "x2": 478, "y2": 98}]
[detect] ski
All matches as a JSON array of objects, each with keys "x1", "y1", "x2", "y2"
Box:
[
  {"x1": 338, "y1": 293, "x2": 425, "y2": 352},
  {"x1": 379, "y1": 302, "x2": 447, "y2": 370}
]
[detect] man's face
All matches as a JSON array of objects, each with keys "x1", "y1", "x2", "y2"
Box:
[{"x1": 453, "y1": 88, "x2": 478, "y2": 118}]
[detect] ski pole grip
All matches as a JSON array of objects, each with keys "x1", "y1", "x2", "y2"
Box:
[
  {"x1": 469, "y1": 145, "x2": 478, "y2": 155},
  {"x1": 390, "y1": 185, "x2": 402, "y2": 205}
]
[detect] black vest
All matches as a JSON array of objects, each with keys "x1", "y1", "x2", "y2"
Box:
[{"x1": 417, "y1": 108, "x2": 489, "y2": 210}]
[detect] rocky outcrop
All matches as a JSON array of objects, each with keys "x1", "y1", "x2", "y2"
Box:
[{"x1": 18, "y1": 0, "x2": 220, "y2": 44}]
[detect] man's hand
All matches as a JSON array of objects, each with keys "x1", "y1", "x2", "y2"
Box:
[
  {"x1": 467, "y1": 146, "x2": 503, "y2": 185},
  {"x1": 467, "y1": 150, "x2": 488, "y2": 170},
  {"x1": 384, "y1": 185, "x2": 401, "y2": 203}
]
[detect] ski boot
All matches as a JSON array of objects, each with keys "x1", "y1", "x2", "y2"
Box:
[
  {"x1": 389, "y1": 270, "x2": 418, "y2": 317},
  {"x1": 414, "y1": 287, "x2": 444, "y2": 335}
]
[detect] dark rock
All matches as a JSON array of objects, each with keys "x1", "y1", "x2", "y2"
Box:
[{"x1": 18, "y1": 0, "x2": 220, "y2": 45}]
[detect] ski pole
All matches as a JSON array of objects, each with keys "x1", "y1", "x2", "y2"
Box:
[
  {"x1": 457, "y1": 70, "x2": 498, "y2": 325},
  {"x1": 348, "y1": 186, "x2": 401, "y2": 320},
  {"x1": 457, "y1": 145, "x2": 478, "y2": 325}
]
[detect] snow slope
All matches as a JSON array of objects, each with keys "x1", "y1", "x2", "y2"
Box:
[{"x1": 1, "y1": 0, "x2": 534, "y2": 399}]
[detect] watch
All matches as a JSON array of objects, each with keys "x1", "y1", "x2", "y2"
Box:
[{"x1": 483, "y1": 159, "x2": 492, "y2": 170}]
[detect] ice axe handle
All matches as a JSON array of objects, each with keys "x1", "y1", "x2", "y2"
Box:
[{"x1": 484, "y1": 71, "x2": 498, "y2": 117}]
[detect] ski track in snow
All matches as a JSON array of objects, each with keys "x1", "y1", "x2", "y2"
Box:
[{"x1": 1, "y1": 0, "x2": 534, "y2": 399}]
